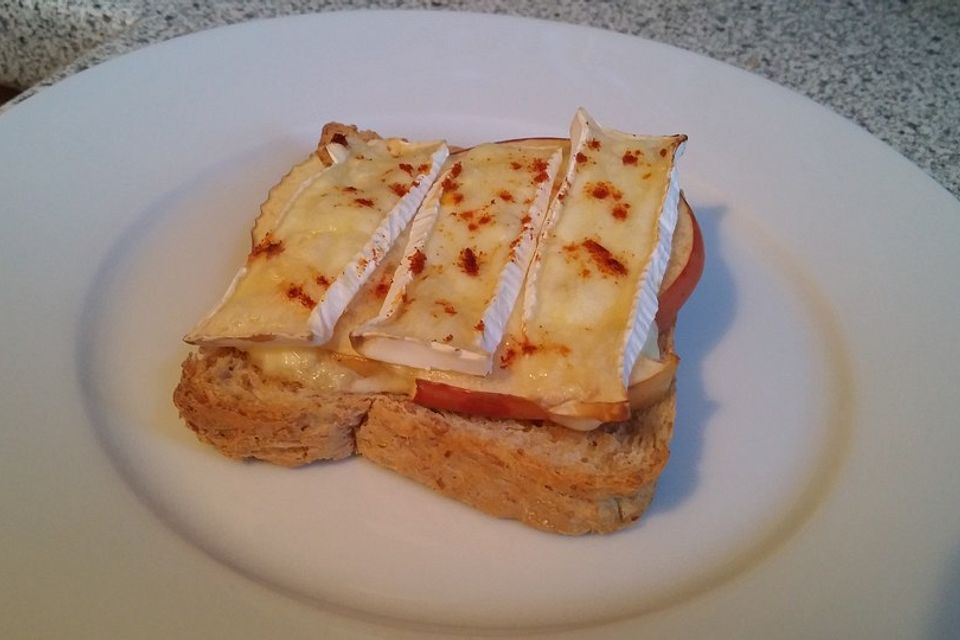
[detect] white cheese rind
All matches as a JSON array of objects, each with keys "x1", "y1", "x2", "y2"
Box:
[{"x1": 352, "y1": 143, "x2": 563, "y2": 375}]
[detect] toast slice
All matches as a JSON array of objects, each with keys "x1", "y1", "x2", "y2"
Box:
[
  {"x1": 172, "y1": 118, "x2": 696, "y2": 534},
  {"x1": 173, "y1": 348, "x2": 373, "y2": 465},
  {"x1": 173, "y1": 329, "x2": 676, "y2": 534}
]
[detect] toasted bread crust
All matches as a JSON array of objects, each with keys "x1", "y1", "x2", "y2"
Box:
[
  {"x1": 173, "y1": 348, "x2": 372, "y2": 466},
  {"x1": 358, "y1": 389, "x2": 673, "y2": 534}
]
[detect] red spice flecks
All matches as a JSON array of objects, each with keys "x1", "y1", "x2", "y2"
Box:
[
  {"x1": 459, "y1": 247, "x2": 480, "y2": 276},
  {"x1": 622, "y1": 150, "x2": 641, "y2": 165},
  {"x1": 443, "y1": 334, "x2": 454, "y2": 343},
  {"x1": 499, "y1": 346, "x2": 518, "y2": 369},
  {"x1": 580, "y1": 268, "x2": 592, "y2": 278},
  {"x1": 612, "y1": 204, "x2": 629, "y2": 220},
  {"x1": 331, "y1": 133, "x2": 348, "y2": 146},
  {"x1": 520, "y1": 214, "x2": 531, "y2": 226},
  {"x1": 398, "y1": 162, "x2": 414, "y2": 175},
  {"x1": 374, "y1": 274, "x2": 392, "y2": 298},
  {"x1": 341, "y1": 185, "x2": 358, "y2": 193},
  {"x1": 659, "y1": 148, "x2": 668, "y2": 157},
  {"x1": 390, "y1": 182, "x2": 409, "y2": 197},
  {"x1": 590, "y1": 183, "x2": 610, "y2": 199},
  {"x1": 474, "y1": 320, "x2": 485, "y2": 332},
  {"x1": 417, "y1": 163, "x2": 430, "y2": 173},
  {"x1": 408, "y1": 249, "x2": 426, "y2": 275},
  {"x1": 315, "y1": 275, "x2": 331, "y2": 289},
  {"x1": 510, "y1": 161, "x2": 523, "y2": 170},
  {"x1": 285, "y1": 284, "x2": 316, "y2": 309},
  {"x1": 249, "y1": 234, "x2": 284, "y2": 260},
  {"x1": 642, "y1": 172, "x2": 652, "y2": 180},
  {"x1": 459, "y1": 210, "x2": 476, "y2": 222},
  {"x1": 519, "y1": 337, "x2": 538, "y2": 355},
  {"x1": 498, "y1": 190, "x2": 514, "y2": 202},
  {"x1": 450, "y1": 192, "x2": 464, "y2": 205},
  {"x1": 477, "y1": 214, "x2": 492, "y2": 226},
  {"x1": 585, "y1": 181, "x2": 623, "y2": 201},
  {"x1": 575, "y1": 152, "x2": 588, "y2": 164},
  {"x1": 435, "y1": 299, "x2": 457, "y2": 315},
  {"x1": 557, "y1": 345, "x2": 571, "y2": 356},
  {"x1": 354, "y1": 197, "x2": 375, "y2": 207},
  {"x1": 530, "y1": 158, "x2": 550, "y2": 184},
  {"x1": 587, "y1": 139, "x2": 601, "y2": 150},
  {"x1": 441, "y1": 177, "x2": 459, "y2": 192},
  {"x1": 450, "y1": 161, "x2": 463, "y2": 178},
  {"x1": 582, "y1": 239, "x2": 627, "y2": 277},
  {"x1": 507, "y1": 235, "x2": 523, "y2": 258}
]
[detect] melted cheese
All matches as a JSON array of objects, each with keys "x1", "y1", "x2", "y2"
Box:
[
  {"x1": 246, "y1": 347, "x2": 414, "y2": 394},
  {"x1": 245, "y1": 320, "x2": 660, "y2": 403},
  {"x1": 185, "y1": 137, "x2": 448, "y2": 345},
  {"x1": 418, "y1": 109, "x2": 686, "y2": 420},
  {"x1": 351, "y1": 142, "x2": 563, "y2": 375},
  {"x1": 321, "y1": 224, "x2": 411, "y2": 356}
]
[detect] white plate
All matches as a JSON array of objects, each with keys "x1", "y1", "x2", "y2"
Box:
[{"x1": 2, "y1": 10, "x2": 959, "y2": 639}]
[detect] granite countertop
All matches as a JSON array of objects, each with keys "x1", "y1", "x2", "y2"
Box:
[{"x1": 2, "y1": 0, "x2": 958, "y2": 199}]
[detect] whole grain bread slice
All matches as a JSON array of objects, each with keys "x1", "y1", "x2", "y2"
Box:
[
  {"x1": 172, "y1": 329, "x2": 677, "y2": 533},
  {"x1": 173, "y1": 348, "x2": 372, "y2": 466},
  {"x1": 358, "y1": 389, "x2": 673, "y2": 535}
]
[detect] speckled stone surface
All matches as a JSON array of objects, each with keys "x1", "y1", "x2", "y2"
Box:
[
  {"x1": 2, "y1": 0, "x2": 958, "y2": 199},
  {"x1": 0, "y1": 0, "x2": 145, "y2": 86}
]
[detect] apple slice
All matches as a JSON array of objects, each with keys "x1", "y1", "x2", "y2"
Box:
[{"x1": 412, "y1": 380, "x2": 549, "y2": 420}]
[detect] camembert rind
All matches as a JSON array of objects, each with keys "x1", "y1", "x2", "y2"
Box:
[
  {"x1": 185, "y1": 136, "x2": 448, "y2": 346},
  {"x1": 351, "y1": 142, "x2": 563, "y2": 375}
]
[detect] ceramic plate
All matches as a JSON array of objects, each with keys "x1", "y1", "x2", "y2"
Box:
[{"x1": 2, "y1": 11, "x2": 958, "y2": 639}]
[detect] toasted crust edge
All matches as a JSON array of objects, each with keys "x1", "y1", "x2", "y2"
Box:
[
  {"x1": 172, "y1": 348, "x2": 372, "y2": 466},
  {"x1": 357, "y1": 387, "x2": 674, "y2": 535}
]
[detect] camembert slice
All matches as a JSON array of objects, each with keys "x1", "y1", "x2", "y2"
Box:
[
  {"x1": 419, "y1": 109, "x2": 686, "y2": 422},
  {"x1": 185, "y1": 136, "x2": 448, "y2": 345},
  {"x1": 350, "y1": 141, "x2": 563, "y2": 375}
]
